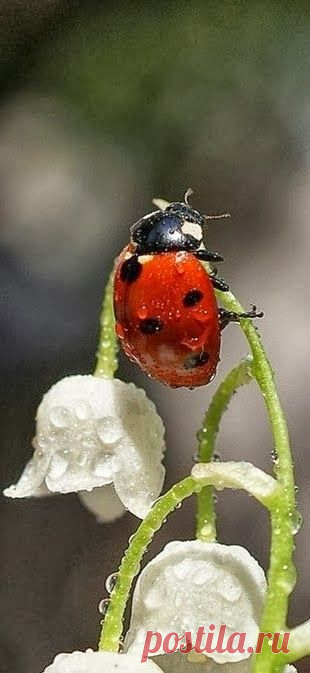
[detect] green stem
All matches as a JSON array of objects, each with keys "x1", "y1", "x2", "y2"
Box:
[
  {"x1": 94, "y1": 271, "x2": 118, "y2": 378},
  {"x1": 196, "y1": 356, "x2": 254, "y2": 542},
  {"x1": 98, "y1": 477, "x2": 201, "y2": 652},
  {"x1": 217, "y1": 290, "x2": 297, "y2": 673}
]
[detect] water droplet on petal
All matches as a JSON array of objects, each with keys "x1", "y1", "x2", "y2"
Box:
[
  {"x1": 48, "y1": 451, "x2": 69, "y2": 480},
  {"x1": 77, "y1": 450, "x2": 89, "y2": 467},
  {"x1": 96, "y1": 417, "x2": 123, "y2": 444},
  {"x1": 92, "y1": 450, "x2": 114, "y2": 477},
  {"x1": 37, "y1": 434, "x2": 47, "y2": 449},
  {"x1": 50, "y1": 406, "x2": 72, "y2": 428},
  {"x1": 75, "y1": 400, "x2": 91, "y2": 421},
  {"x1": 82, "y1": 436, "x2": 97, "y2": 451},
  {"x1": 192, "y1": 569, "x2": 209, "y2": 586}
]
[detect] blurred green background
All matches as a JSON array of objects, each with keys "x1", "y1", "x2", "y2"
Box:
[{"x1": 1, "y1": 2, "x2": 310, "y2": 672}]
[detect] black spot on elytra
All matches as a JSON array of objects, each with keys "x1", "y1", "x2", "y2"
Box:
[
  {"x1": 184, "y1": 351, "x2": 209, "y2": 369},
  {"x1": 120, "y1": 256, "x2": 142, "y2": 283},
  {"x1": 183, "y1": 289, "x2": 203, "y2": 307},
  {"x1": 139, "y1": 318, "x2": 163, "y2": 334}
]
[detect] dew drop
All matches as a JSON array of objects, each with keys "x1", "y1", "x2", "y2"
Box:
[
  {"x1": 92, "y1": 450, "x2": 114, "y2": 477},
  {"x1": 115, "y1": 322, "x2": 125, "y2": 339},
  {"x1": 50, "y1": 406, "x2": 72, "y2": 428},
  {"x1": 77, "y1": 450, "x2": 89, "y2": 467},
  {"x1": 37, "y1": 434, "x2": 48, "y2": 449},
  {"x1": 200, "y1": 523, "x2": 213, "y2": 539},
  {"x1": 137, "y1": 306, "x2": 148, "y2": 319},
  {"x1": 291, "y1": 510, "x2": 303, "y2": 535},
  {"x1": 48, "y1": 451, "x2": 69, "y2": 480},
  {"x1": 105, "y1": 572, "x2": 118, "y2": 594},
  {"x1": 96, "y1": 417, "x2": 123, "y2": 444},
  {"x1": 82, "y1": 436, "x2": 97, "y2": 451},
  {"x1": 192, "y1": 569, "x2": 209, "y2": 586},
  {"x1": 98, "y1": 598, "x2": 110, "y2": 615},
  {"x1": 271, "y1": 449, "x2": 278, "y2": 462},
  {"x1": 278, "y1": 565, "x2": 297, "y2": 594},
  {"x1": 75, "y1": 400, "x2": 91, "y2": 421}
]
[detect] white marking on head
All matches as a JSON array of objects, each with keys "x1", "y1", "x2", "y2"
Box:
[
  {"x1": 138, "y1": 254, "x2": 154, "y2": 264},
  {"x1": 181, "y1": 221, "x2": 203, "y2": 241}
]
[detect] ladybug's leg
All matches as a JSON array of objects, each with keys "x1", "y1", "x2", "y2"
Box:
[
  {"x1": 195, "y1": 249, "x2": 224, "y2": 263},
  {"x1": 208, "y1": 268, "x2": 229, "y2": 292},
  {"x1": 210, "y1": 275, "x2": 229, "y2": 292},
  {"x1": 219, "y1": 305, "x2": 264, "y2": 331}
]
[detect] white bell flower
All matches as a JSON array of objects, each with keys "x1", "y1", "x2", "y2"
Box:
[
  {"x1": 125, "y1": 540, "x2": 267, "y2": 664},
  {"x1": 153, "y1": 652, "x2": 297, "y2": 673},
  {"x1": 4, "y1": 375, "x2": 165, "y2": 519},
  {"x1": 39, "y1": 648, "x2": 298, "y2": 673},
  {"x1": 41, "y1": 649, "x2": 164, "y2": 673}
]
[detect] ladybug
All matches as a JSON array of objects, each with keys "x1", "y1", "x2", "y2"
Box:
[{"x1": 113, "y1": 191, "x2": 262, "y2": 388}]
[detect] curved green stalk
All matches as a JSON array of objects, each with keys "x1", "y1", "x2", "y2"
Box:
[
  {"x1": 216, "y1": 290, "x2": 297, "y2": 673},
  {"x1": 282, "y1": 619, "x2": 310, "y2": 663},
  {"x1": 98, "y1": 476, "x2": 201, "y2": 652},
  {"x1": 94, "y1": 271, "x2": 118, "y2": 378},
  {"x1": 196, "y1": 356, "x2": 254, "y2": 542}
]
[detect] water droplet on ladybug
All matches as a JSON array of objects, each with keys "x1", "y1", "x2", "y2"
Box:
[
  {"x1": 115, "y1": 322, "x2": 125, "y2": 339},
  {"x1": 137, "y1": 306, "x2": 148, "y2": 319}
]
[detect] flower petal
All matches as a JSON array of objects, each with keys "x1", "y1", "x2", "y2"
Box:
[
  {"x1": 192, "y1": 461, "x2": 281, "y2": 508},
  {"x1": 79, "y1": 484, "x2": 126, "y2": 522},
  {"x1": 4, "y1": 375, "x2": 166, "y2": 518},
  {"x1": 125, "y1": 540, "x2": 267, "y2": 664},
  {"x1": 41, "y1": 649, "x2": 164, "y2": 672}
]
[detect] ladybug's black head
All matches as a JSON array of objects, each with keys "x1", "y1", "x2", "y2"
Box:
[{"x1": 130, "y1": 200, "x2": 205, "y2": 255}]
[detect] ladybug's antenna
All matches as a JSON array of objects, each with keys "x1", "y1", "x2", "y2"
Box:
[
  {"x1": 184, "y1": 187, "x2": 193, "y2": 206},
  {"x1": 184, "y1": 188, "x2": 230, "y2": 220},
  {"x1": 204, "y1": 211, "x2": 230, "y2": 220}
]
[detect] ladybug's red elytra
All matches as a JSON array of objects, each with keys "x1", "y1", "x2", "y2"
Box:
[{"x1": 113, "y1": 192, "x2": 262, "y2": 388}]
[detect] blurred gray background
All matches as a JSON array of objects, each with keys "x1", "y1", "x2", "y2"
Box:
[{"x1": 0, "y1": 2, "x2": 309, "y2": 672}]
